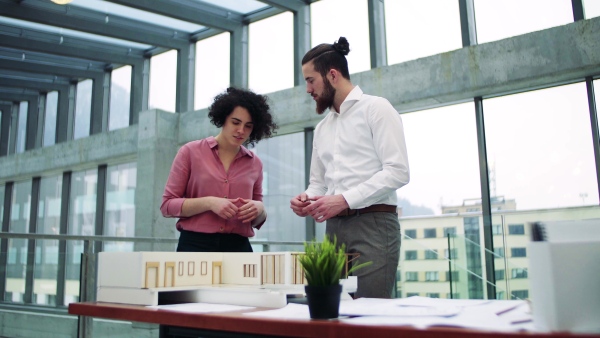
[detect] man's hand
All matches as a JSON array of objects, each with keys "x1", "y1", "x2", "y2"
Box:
[
  {"x1": 302, "y1": 194, "x2": 349, "y2": 223},
  {"x1": 237, "y1": 198, "x2": 264, "y2": 223},
  {"x1": 290, "y1": 193, "x2": 311, "y2": 217}
]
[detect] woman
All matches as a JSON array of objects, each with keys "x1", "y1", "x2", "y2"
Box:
[{"x1": 161, "y1": 87, "x2": 278, "y2": 252}]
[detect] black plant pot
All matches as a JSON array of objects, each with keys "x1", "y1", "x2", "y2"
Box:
[{"x1": 304, "y1": 284, "x2": 343, "y2": 319}]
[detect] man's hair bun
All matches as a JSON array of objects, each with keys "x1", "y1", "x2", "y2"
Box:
[{"x1": 332, "y1": 37, "x2": 350, "y2": 56}]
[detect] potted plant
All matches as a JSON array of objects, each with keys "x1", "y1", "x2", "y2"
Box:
[{"x1": 298, "y1": 235, "x2": 371, "y2": 319}]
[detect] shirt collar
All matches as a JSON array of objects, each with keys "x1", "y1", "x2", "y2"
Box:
[
  {"x1": 336, "y1": 85, "x2": 363, "y2": 115},
  {"x1": 207, "y1": 136, "x2": 254, "y2": 158}
]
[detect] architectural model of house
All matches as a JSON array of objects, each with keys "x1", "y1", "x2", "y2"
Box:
[{"x1": 97, "y1": 251, "x2": 357, "y2": 307}]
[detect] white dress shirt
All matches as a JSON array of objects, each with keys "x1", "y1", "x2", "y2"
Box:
[{"x1": 305, "y1": 86, "x2": 410, "y2": 209}]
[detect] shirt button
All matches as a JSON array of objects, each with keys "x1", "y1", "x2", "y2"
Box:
[
  {"x1": 220, "y1": 227, "x2": 224, "y2": 232},
  {"x1": 225, "y1": 179, "x2": 228, "y2": 183},
  {"x1": 224, "y1": 195, "x2": 228, "y2": 198}
]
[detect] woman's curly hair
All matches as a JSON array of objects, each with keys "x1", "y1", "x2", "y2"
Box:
[{"x1": 208, "y1": 87, "x2": 278, "y2": 146}]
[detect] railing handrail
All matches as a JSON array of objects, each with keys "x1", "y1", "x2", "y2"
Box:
[{"x1": 0, "y1": 232, "x2": 305, "y2": 247}]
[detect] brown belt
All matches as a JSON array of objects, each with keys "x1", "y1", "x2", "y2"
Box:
[{"x1": 336, "y1": 204, "x2": 397, "y2": 217}]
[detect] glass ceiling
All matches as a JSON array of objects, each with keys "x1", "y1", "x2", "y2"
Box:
[
  {"x1": 71, "y1": 0, "x2": 206, "y2": 33},
  {"x1": 196, "y1": 0, "x2": 270, "y2": 14}
]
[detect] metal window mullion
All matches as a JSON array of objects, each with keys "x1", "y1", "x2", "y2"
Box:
[
  {"x1": 24, "y1": 177, "x2": 41, "y2": 304},
  {"x1": 572, "y1": 0, "x2": 585, "y2": 21},
  {"x1": 0, "y1": 103, "x2": 12, "y2": 156},
  {"x1": 56, "y1": 171, "x2": 72, "y2": 307},
  {"x1": 304, "y1": 127, "x2": 315, "y2": 241},
  {"x1": 474, "y1": 97, "x2": 496, "y2": 299},
  {"x1": 0, "y1": 182, "x2": 14, "y2": 301},
  {"x1": 89, "y1": 73, "x2": 108, "y2": 135},
  {"x1": 176, "y1": 43, "x2": 195, "y2": 113},
  {"x1": 585, "y1": 77, "x2": 600, "y2": 205},
  {"x1": 8, "y1": 103, "x2": 19, "y2": 155},
  {"x1": 25, "y1": 96, "x2": 40, "y2": 151},
  {"x1": 230, "y1": 24, "x2": 249, "y2": 88},
  {"x1": 367, "y1": 0, "x2": 387, "y2": 69},
  {"x1": 458, "y1": 0, "x2": 477, "y2": 47},
  {"x1": 95, "y1": 165, "x2": 107, "y2": 254},
  {"x1": 35, "y1": 94, "x2": 46, "y2": 149},
  {"x1": 293, "y1": 3, "x2": 311, "y2": 86},
  {"x1": 129, "y1": 60, "x2": 147, "y2": 125}
]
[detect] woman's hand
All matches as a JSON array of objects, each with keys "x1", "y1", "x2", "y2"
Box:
[
  {"x1": 237, "y1": 198, "x2": 264, "y2": 223},
  {"x1": 210, "y1": 197, "x2": 240, "y2": 220}
]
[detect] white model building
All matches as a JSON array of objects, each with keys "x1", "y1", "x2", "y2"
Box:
[{"x1": 96, "y1": 251, "x2": 321, "y2": 307}]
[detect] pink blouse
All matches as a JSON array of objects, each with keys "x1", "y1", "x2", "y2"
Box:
[{"x1": 160, "y1": 137, "x2": 264, "y2": 237}]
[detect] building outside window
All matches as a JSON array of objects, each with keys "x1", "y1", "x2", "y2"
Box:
[
  {"x1": 423, "y1": 228, "x2": 436, "y2": 238},
  {"x1": 425, "y1": 271, "x2": 439, "y2": 282},
  {"x1": 511, "y1": 290, "x2": 529, "y2": 300},
  {"x1": 404, "y1": 229, "x2": 417, "y2": 239},
  {"x1": 405, "y1": 250, "x2": 417, "y2": 260},
  {"x1": 494, "y1": 247, "x2": 505, "y2": 258},
  {"x1": 424, "y1": 250, "x2": 438, "y2": 260},
  {"x1": 508, "y1": 224, "x2": 525, "y2": 235},
  {"x1": 511, "y1": 247, "x2": 527, "y2": 257},
  {"x1": 495, "y1": 269, "x2": 505, "y2": 281},
  {"x1": 405, "y1": 272, "x2": 418, "y2": 282},
  {"x1": 511, "y1": 268, "x2": 528, "y2": 279}
]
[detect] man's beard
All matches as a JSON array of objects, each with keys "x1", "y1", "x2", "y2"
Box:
[{"x1": 315, "y1": 77, "x2": 336, "y2": 115}]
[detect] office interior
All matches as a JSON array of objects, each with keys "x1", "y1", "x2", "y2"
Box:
[{"x1": 0, "y1": 0, "x2": 599, "y2": 337}]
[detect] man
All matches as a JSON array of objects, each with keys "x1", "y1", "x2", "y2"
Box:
[{"x1": 290, "y1": 37, "x2": 410, "y2": 298}]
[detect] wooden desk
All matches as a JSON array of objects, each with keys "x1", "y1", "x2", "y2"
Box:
[{"x1": 69, "y1": 302, "x2": 599, "y2": 338}]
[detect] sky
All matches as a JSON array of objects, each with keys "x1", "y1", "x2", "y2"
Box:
[{"x1": 123, "y1": 0, "x2": 600, "y2": 214}]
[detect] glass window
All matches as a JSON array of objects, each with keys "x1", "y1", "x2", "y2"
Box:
[
  {"x1": 109, "y1": 65, "x2": 132, "y2": 131},
  {"x1": 508, "y1": 224, "x2": 525, "y2": 235},
  {"x1": 495, "y1": 269, "x2": 505, "y2": 280},
  {"x1": 74, "y1": 79, "x2": 92, "y2": 140},
  {"x1": 43, "y1": 91, "x2": 58, "y2": 147},
  {"x1": 310, "y1": 0, "x2": 370, "y2": 74},
  {"x1": 426, "y1": 293, "x2": 440, "y2": 298},
  {"x1": 104, "y1": 162, "x2": 136, "y2": 252},
  {"x1": 511, "y1": 268, "x2": 528, "y2": 279},
  {"x1": 494, "y1": 247, "x2": 505, "y2": 258},
  {"x1": 484, "y1": 83, "x2": 599, "y2": 210},
  {"x1": 404, "y1": 229, "x2": 417, "y2": 239},
  {"x1": 65, "y1": 169, "x2": 97, "y2": 305},
  {"x1": 595, "y1": 79, "x2": 600, "y2": 137},
  {"x1": 585, "y1": 1, "x2": 600, "y2": 19},
  {"x1": 405, "y1": 272, "x2": 418, "y2": 281},
  {"x1": 195, "y1": 33, "x2": 230, "y2": 110},
  {"x1": 424, "y1": 250, "x2": 438, "y2": 260},
  {"x1": 444, "y1": 248, "x2": 457, "y2": 259},
  {"x1": 406, "y1": 292, "x2": 419, "y2": 297},
  {"x1": 249, "y1": 12, "x2": 293, "y2": 94},
  {"x1": 249, "y1": 132, "x2": 306, "y2": 249},
  {"x1": 445, "y1": 271, "x2": 459, "y2": 282},
  {"x1": 511, "y1": 247, "x2": 527, "y2": 257},
  {"x1": 16, "y1": 101, "x2": 28, "y2": 154},
  {"x1": 492, "y1": 224, "x2": 503, "y2": 235},
  {"x1": 474, "y1": 0, "x2": 573, "y2": 44},
  {"x1": 423, "y1": 228, "x2": 436, "y2": 238},
  {"x1": 0, "y1": 185, "x2": 4, "y2": 224},
  {"x1": 149, "y1": 50, "x2": 177, "y2": 113},
  {"x1": 398, "y1": 103, "x2": 480, "y2": 216},
  {"x1": 385, "y1": 0, "x2": 462, "y2": 65},
  {"x1": 511, "y1": 290, "x2": 529, "y2": 300},
  {"x1": 425, "y1": 271, "x2": 439, "y2": 281},
  {"x1": 443, "y1": 227, "x2": 456, "y2": 237},
  {"x1": 496, "y1": 291, "x2": 506, "y2": 300},
  {"x1": 6, "y1": 180, "x2": 32, "y2": 302},
  {"x1": 34, "y1": 175, "x2": 62, "y2": 306},
  {"x1": 405, "y1": 250, "x2": 417, "y2": 260}
]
